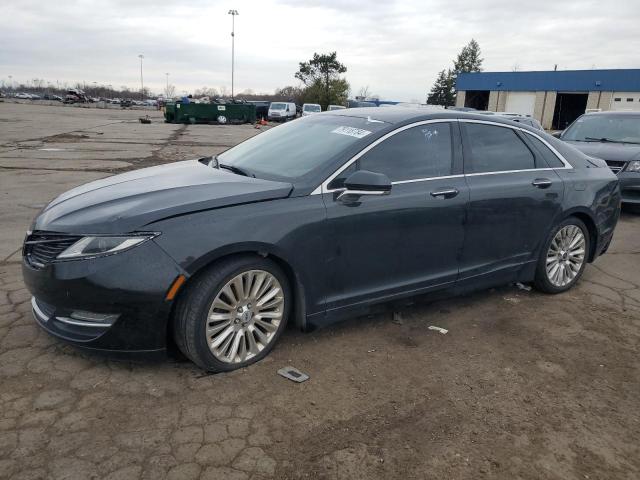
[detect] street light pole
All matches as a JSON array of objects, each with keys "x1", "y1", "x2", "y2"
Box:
[
  {"x1": 165, "y1": 72, "x2": 170, "y2": 97},
  {"x1": 228, "y1": 9, "x2": 239, "y2": 100},
  {"x1": 138, "y1": 54, "x2": 144, "y2": 101}
]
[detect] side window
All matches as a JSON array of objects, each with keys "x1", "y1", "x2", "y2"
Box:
[
  {"x1": 525, "y1": 134, "x2": 565, "y2": 168},
  {"x1": 464, "y1": 123, "x2": 535, "y2": 173},
  {"x1": 357, "y1": 123, "x2": 453, "y2": 182}
]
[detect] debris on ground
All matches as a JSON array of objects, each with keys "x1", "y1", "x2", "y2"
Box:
[
  {"x1": 392, "y1": 311, "x2": 403, "y2": 325},
  {"x1": 278, "y1": 366, "x2": 309, "y2": 383},
  {"x1": 515, "y1": 282, "x2": 532, "y2": 292},
  {"x1": 503, "y1": 296, "x2": 521, "y2": 304},
  {"x1": 139, "y1": 115, "x2": 151, "y2": 124},
  {"x1": 428, "y1": 325, "x2": 448, "y2": 335},
  {"x1": 367, "y1": 349, "x2": 376, "y2": 353}
]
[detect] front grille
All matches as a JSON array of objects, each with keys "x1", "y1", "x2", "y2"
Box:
[
  {"x1": 605, "y1": 160, "x2": 626, "y2": 174},
  {"x1": 23, "y1": 232, "x2": 82, "y2": 267}
]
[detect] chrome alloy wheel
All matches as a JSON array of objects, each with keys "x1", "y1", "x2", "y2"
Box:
[
  {"x1": 546, "y1": 225, "x2": 586, "y2": 287},
  {"x1": 206, "y1": 270, "x2": 284, "y2": 363}
]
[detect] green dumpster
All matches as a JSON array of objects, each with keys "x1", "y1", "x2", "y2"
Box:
[{"x1": 164, "y1": 102, "x2": 256, "y2": 124}]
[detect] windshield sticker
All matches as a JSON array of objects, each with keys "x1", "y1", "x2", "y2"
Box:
[{"x1": 331, "y1": 126, "x2": 372, "y2": 139}]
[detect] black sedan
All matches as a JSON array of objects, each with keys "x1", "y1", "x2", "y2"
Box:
[
  {"x1": 22, "y1": 110, "x2": 621, "y2": 371},
  {"x1": 556, "y1": 111, "x2": 640, "y2": 207}
]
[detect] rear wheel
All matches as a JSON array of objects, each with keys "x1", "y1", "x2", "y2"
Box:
[
  {"x1": 534, "y1": 217, "x2": 590, "y2": 293},
  {"x1": 173, "y1": 256, "x2": 290, "y2": 372}
]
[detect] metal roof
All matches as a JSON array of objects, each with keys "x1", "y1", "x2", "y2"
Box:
[{"x1": 457, "y1": 69, "x2": 640, "y2": 92}]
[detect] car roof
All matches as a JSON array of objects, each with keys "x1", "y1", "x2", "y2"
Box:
[
  {"x1": 324, "y1": 107, "x2": 543, "y2": 130},
  {"x1": 582, "y1": 110, "x2": 640, "y2": 118}
]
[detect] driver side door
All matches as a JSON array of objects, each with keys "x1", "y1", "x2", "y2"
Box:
[{"x1": 321, "y1": 121, "x2": 468, "y2": 316}]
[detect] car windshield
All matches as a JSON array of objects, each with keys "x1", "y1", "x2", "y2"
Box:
[
  {"x1": 217, "y1": 115, "x2": 387, "y2": 181},
  {"x1": 304, "y1": 105, "x2": 321, "y2": 112},
  {"x1": 563, "y1": 115, "x2": 640, "y2": 143},
  {"x1": 270, "y1": 103, "x2": 286, "y2": 110}
]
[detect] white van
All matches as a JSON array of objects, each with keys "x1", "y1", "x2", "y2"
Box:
[
  {"x1": 268, "y1": 102, "x2": 296, "y2": 122},
  {"x1": 302, "y1": 103, "x2": 322, "y2": 116}
]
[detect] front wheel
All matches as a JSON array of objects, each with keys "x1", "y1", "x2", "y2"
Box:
[
  {"x1": 173, "y1": 256, "x2": 291, "y2": 372},
  {"x1": 534, "y1": 217, "x2": 590, "y2": 293}
]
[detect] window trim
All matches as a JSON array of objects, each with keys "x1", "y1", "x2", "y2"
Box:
[{"x1": 310, "y1": 118, "x2": 571, "y2": 195}]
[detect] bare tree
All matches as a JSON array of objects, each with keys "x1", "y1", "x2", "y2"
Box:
[
  {"x1": 194, "y1": 86, "x2": 219, "y2": 98},
  {"x1": 357, "y1": 85, "x2": 371, "y2": 99}
]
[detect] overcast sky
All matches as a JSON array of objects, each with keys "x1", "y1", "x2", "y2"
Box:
[{"x1": 2, "y1": 0, "x2": 639, "y2": 101}]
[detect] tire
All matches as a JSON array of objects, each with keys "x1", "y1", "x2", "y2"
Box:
[
  {"x1": 173, "y1": 256, "x2": 291, "y2": 372},
  {"x1": 534, "y1": 217, "x2": 590, "y2": 294}
]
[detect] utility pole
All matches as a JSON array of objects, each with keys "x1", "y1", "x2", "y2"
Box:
[
  {"x1": 228, "y1": 10, "x2": 239, "y2": 99},
  {"x1": 138, "y1": 54, "x2": 144, "y2": 101}
]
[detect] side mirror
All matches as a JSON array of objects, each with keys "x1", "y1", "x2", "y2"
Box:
[
  {"x1": 552, "y1": 131, "x2": 563, "y2": 139},
  {"x1": 338, "y1": 170, "x2": 392, "y2": 201}
]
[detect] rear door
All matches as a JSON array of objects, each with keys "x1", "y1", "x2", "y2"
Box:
[
  {"x1": 459, "y1": 121, "x2": 565, "y2": 282},
  {"x1": 322, "y1": 121, "x2": 468, "y2": 312}
]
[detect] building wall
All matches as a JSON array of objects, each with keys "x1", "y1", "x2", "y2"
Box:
[
  {"x1": 537, "y1": 91, "x2": 557, "y2": 130},
  {"x1": 487, "y1": 91, "x2": 506, "y2": 111},
  {"x1": 455, "y1": 89, "x2": 621, "y2": 129},
  {"x1": 586, "y1": 91, "x2": 614, "y2": 110}
]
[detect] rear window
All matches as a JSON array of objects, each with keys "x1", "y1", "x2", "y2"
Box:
[{"x1": 524, "y1": 134, "x2": 565, "y2": 168}]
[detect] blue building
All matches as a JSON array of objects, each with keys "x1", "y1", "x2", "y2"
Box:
[{"x1": 456, "y1": 69, "x2": 640, "y2": 129}]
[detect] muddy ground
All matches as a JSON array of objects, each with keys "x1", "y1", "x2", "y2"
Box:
[{"x1": 0, "y1": 102, "x2": 639, "y2": 480}]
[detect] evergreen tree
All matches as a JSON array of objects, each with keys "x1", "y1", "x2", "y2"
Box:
[
  {"x1": 427, "y1": 39, "x2": 484, "y2": 106},
  {"x1": 453, "y1": 39, "x2": 483, "y2": 74},
  {"x1": 426, "y1": 69, "x2": 455, "y2": 106}
]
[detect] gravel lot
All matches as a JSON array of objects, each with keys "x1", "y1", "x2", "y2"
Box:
[{"x1": 1, "y1": 102, "x2": 639, "y2": 480}]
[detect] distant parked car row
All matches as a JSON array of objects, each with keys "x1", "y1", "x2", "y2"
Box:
[
  {"x1": 5, "y1": 90, "x2": 160, "y2": 108},
  {"x1": 266, "y1": 102, "x2": 347, "y2": 122}
]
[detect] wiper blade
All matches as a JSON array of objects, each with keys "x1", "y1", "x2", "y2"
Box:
[
  {"x1": 219, "y1": 163, "x2": 253, "y2": 177},
  {"x1": 583, "y1": 136, "x2": 640, "y2": 144}
]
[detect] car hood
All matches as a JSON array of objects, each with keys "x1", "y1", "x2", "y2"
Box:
[
  {"x1": 34, "y1": 160, "x2": 293, "y2": 234},
  {"x1": 564, "y1": 141, "x2": 640, "y2": 162}
]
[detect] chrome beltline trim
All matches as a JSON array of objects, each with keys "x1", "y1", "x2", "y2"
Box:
[{"x1": 310, "y1": 118, "x2": 573, "y2": 195}]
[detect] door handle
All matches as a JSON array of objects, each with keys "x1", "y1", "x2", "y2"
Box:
[
  {"x1": 532, "y1": 178, "x2": 553, "y2": 189},
  {"x1": 430, "y1": 188, "x2": 459, "y2": 199}
]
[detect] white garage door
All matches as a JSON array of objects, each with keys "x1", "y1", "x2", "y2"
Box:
[
  {"x1": 611, "y1": 92, "x2": 640, "y2": 111},
  {"x1": 505, "y1": 92, "x2": 536, "y2": 116}
]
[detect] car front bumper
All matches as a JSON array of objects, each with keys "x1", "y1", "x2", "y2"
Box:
[
  {"x1": 618, "y1": 172, "x2": 640, "y2": 204},
  {"x1": 22, "y1": 240, "x2": 184, "y2": 357}
]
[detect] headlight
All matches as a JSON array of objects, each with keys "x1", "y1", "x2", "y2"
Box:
[
  {"x1": 57, "y1": 234, "x2": 157, "y2": 259},
  {"x1": 626, "y1": 160, "x2": 640, "y2": 172}
]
